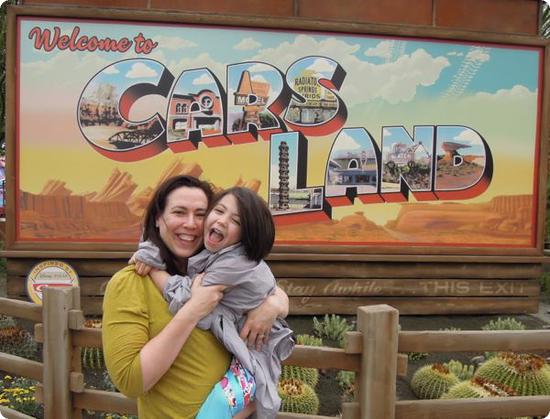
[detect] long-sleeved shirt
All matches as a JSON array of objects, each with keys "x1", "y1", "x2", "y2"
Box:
[{"x1": 102, "y1": 265, "x2": 231, "y2": 418}]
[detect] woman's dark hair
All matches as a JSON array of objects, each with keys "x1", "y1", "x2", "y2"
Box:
[
  {"x1": 213, "y1": 187, "x2": 275, "y2": 262},
  {"x1": 142, "y1": 175, "x2": 214, "y2": 275}
]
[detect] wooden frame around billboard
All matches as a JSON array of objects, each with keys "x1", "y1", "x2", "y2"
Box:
[{"x1": 5, "y1": 4, "x2": 550, "y2": 261}]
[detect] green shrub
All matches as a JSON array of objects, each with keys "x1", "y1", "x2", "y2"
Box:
[
  {"x1": 540, "y1": 272, "x2": 550, "y2": 296},
  {"x1": 0, "y1": 314, "x2": 15, "y2": 329},
  {"x1": 407, "y1": 352, "x2": 429, "y2": 361},
  {"x1": 312, "y1": 314, "x2": 352, "y2": 348},
  {"x1": 481, "y1": 318, "x2": 526, "y2": 359},
  {"x1": 336, "y1": 370, "x2": 356, "y2": 401},
  {"x1": 481, "y1": 317, "x2": 525, "y2": 331},
  {"x1": 295, "y1": 334, "x2": 323, "y2": 347},
  {"x1": 0, "y1": 326, "x2": 38, "y2": 359}
]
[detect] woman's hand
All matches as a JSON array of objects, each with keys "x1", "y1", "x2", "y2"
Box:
[
  {"x1": 180, "y1": 273, "x2": 226, "y2": 322},
  {"x1": 240, "y1": 286, "x2": 289, "y2": 351}
]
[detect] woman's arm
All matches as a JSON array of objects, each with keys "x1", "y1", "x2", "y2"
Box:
[
  {"x1": 239, "y1": 286, "x2": 289, "y2": 350},
  {"x1": 140, "y1": 273, "x2": 224, "y2": 391},
  {"x1": 103, "y1": 268, "x2": 224, "y2": 396}
]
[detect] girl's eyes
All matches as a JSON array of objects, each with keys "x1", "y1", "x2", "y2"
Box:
[{"x1": 232, "y1": 218, "x2": 241, "y2": 226}]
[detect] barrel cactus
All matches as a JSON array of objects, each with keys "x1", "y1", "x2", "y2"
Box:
[
  {"x1": 410, "y1": 363, "x2": 460, "y2": 399},
  {"x1": 281, "y1": 334, "x2": 321, "y2": 387},
  {"x1": 278, "y1": 378, "x2": 319, "y2": 415},
  {"x1": 0, "y1": 326, "x2": 38, "y2": 359},
  {"x1": 442, "y1": 377, "x2": 516, "y2": 399},
  {"x1": 474, "y1": 352, "x2": 550, "y2": 396},
  {"x1": 81, "y1": 346, "x2": 105, "y2": 370}
]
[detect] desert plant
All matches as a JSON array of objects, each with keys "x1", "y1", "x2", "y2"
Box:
[
  {"x1": 81, "y1": 346, "x2": 105, "y2": 370},
  {"x1": 0, "y1": 375, "x2": 42, "y2": 416},
  {"x1": 481, "y1": 318, "x2": 526, "y2": 359},
  {"x1": 410, "y1": 363, "x2": 460, "y2": 399},
  {"x1": 336, "y1": 370, "x2": 356, "y2": 401},
  {"x1": 541, "y1": 272, "x2": 550, "y2": 298},
  {"x1": 442, "y1": 376, "x2": 516, "y2": 399},
  {"x1": 0, "y1": 326, "x2": 38, "y2": 359},
  {"x1": 313, "y1": 314, "x2": 352, "y2": 348},
  {"x1": 444, "y1": 360, "x2": 476, "y2": 381},
  {"x1": 281, "y1": 334, "x2": 321, "y2": 387},
  {"x1": 481, "y1": 317, "x2": 525, "y2": 331},
  {"x1": 407, "y1": 352, "x2": 429, "y2": 361},
  {"x1": 295, "y1": 334, "x2": 322, "y2": 347},
  {"x1": 0, "y1": 314, "x2": 15, "y2": 329},
  {"x1": 278, "y1": 378, "x2": 319, "y2": 415},
  {"x1": 474, "y1": 352, "x2": 550, "y2": 396}
]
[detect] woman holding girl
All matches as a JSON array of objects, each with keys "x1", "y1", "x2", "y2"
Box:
[{"x1": 102, "y1": 176, "x2": 289, "y2": 419}]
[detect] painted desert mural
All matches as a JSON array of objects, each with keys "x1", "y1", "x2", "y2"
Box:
[{"x1": 15, "y1": 17, "x2": 541, "y2": 249}]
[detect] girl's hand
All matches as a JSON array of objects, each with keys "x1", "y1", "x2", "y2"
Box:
[
  {"x1": 180, "y1": 273, "x2": 226, "y2": 321},
  {"x1": 129, "y1": 255, "x2": 154, "y2": 276},
  {"x1": 240, "y1": 298, "x2": 277, "y2": 351},
  {"x1": 240, "y1": 287, "x2": 289, "y2": 351}
]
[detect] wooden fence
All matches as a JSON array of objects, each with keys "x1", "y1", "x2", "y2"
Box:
[{"x1": 1, "y1": 287, "x2": 550, "y2": 418}]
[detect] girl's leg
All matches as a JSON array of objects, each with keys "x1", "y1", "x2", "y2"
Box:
[
  {"x1": 197, "y1": 358, "x2": 256, "y2": 419},
  {"x1": 233, "y1": 401, "x2": 255, "y2": 419}
]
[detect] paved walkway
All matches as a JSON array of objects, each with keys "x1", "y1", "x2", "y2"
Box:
[{"x1": 529, "y1": 301, "x2": 550, "y2": 326}]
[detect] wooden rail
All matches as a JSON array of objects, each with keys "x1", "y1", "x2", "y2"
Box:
[
  {"x1": 1, "y1": 289, "x2": 550, "y2": 418},
  {"x1": 0, "y1": 296, "x2": 42, "y2": 322}
]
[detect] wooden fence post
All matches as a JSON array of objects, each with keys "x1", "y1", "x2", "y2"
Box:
[
  {"x1": 357, "y1": 304, "x2": 399, "y2": 419},
  {"x1": 42, "y1": 287, "x2": 80, "y2": 419}
]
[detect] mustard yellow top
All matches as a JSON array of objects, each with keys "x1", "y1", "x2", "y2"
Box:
[{"x1": 102, "y1": 266, "x2": 231, "y2": 419}]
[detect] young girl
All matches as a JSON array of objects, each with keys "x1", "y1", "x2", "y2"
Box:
[{"x1": 133, "y1": 186, "x2": 294, "y2": 419}]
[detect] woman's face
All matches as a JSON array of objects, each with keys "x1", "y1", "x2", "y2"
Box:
[
  {"x1": 203, "y1": 193, "x2": 242, "y2": 253},
  {"x1": 156, "y1": 186, "x2": 209, "y2": 258}
]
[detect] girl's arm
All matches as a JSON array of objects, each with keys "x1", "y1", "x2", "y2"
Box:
[
  {"x1": 149, "y1": 269, "x2": 170, "y2": 292},
  {"x1": 129, "y1": 240, "x2": 165, "y2": 276},
  {"x1": 239, "y1": 286, "x2": 289, "y2": 350}
]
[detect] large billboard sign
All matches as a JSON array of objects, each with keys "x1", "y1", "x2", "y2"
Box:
[{"x1": 11, "y1": 10, "x2": 545, "y2": 253}]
